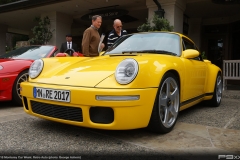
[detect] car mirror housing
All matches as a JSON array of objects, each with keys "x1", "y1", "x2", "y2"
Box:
[{"x1": 182, "y1": 49, "x2": 200, "y2": 59}]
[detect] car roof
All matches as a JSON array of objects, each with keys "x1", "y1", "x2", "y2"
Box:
[{"x1": 131, "y1": 31, "x2": 181, "y2": 36}]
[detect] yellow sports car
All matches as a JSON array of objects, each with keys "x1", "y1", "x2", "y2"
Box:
[{"x1": 20, "y1": 32, "x2": 222, "y2": 134}]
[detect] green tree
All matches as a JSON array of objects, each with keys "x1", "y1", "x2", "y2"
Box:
[
  {"x1": 137, "y1": 14, "x2": 173, "y2": 32},
  {"x1": 29, "y1": 16, "x2": 54, "y2": 45}
]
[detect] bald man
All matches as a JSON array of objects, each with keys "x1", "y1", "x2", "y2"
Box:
[{"x1": 107, "y1": 19, "x2": 127, "y2": 48}]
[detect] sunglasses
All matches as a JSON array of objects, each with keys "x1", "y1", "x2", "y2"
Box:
[{"x1": 116, "y1": 26, "x2": 123, "y2": 28}]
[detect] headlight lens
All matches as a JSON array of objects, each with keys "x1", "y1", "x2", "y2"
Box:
[
  {"x1": 0, "y1": 65, "x2": 3, "y2": 70},
  {"x1": 115, "y1": 58, "x2": 139, "y2": 84},
  {"x1": 29, "y1": 59, "x2": 44, "y2": 79}
]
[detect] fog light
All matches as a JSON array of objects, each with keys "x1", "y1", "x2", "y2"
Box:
[{"x1": 96, "y1": 95, "x2": 140, "y2": 101}]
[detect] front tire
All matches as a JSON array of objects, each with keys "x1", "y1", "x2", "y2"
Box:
[
  {"x1": 12, "y1": 70, "x2": 28, "y2": 106},
  {"x1": 147, "y1": 72, "x2": 180, "y2": 134}
]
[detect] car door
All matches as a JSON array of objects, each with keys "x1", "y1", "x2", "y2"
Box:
[{"x1": 181, "y1": 37, "x2": 207, "y2": 101}]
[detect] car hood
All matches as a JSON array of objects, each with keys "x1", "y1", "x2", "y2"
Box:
[
  {"x1": 32, "y1": 56, "x2": 123, "y2": 87},
  {"x1": 0, "y1": 58, "x2": 33, "y2": 74},
  {"x1": 31, "y1": 55, "x2": 180, "y2": 88},
  {"x1": 0, "y1": 58, "x2": 32, "y2": 62},
  {"x1": 0, "y1": 58, "x2": 17, "y2": 63}
]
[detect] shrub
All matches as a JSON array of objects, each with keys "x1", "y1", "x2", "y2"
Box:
[
  {"x1": 29, "y1": 16, "x2": 55, "y2": 45},
  {"x1": 137, "y1": 14, "x2": 173, "y2": 32}
]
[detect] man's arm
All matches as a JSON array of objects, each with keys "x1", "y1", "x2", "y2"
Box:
[{"x1": 82, "y1": 30, "x2": 91, "y2": 56}]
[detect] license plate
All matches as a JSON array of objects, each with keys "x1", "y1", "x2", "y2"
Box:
[{"x1": 33, "y1": 87, "x2": 70, "y2": 102}]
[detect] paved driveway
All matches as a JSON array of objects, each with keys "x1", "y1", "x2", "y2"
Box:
[{"x1": 0, "y1": 90, "x2": 239, "y2": 160}]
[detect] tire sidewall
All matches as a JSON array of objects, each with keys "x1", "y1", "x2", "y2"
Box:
[
  {"x1": 211, "y1": 73, "x2": 222, "y2": 107},
  {"x1": 12, "y1": 70, "x2": 28, "y2": 105},
  {"x1": 148, "y1": 72, "x2": 180, "y2": 133}
]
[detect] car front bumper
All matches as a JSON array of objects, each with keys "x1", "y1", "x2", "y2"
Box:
[
  {"x1": 0, "y1": 73, "x2": 17, "y2": 101},
  {"x1": 20, "y1": 82, "x2": 158, "y2": 130}
]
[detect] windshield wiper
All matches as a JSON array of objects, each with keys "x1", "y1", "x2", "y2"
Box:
[{"x1": 122, "y1": 50, "x2": 177, "y2": 56}]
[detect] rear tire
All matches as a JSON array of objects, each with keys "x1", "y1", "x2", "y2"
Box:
[
  {"x1": 147, "y1": 72, "x2": 180, "y2": 134},
  {"x1": 12, "y1": 70, "x2": 29, "y2": 106},
  {"x1": 209, "y1": 72, "x2": 222, "y2": 107}
]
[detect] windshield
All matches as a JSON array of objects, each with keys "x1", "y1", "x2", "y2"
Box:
[
  {"x1": 105, "y1": 32, "x2": 181, "y2": 56},
  {"x1": 0, "y1": 46, "x2": 55, "y2": 60}
]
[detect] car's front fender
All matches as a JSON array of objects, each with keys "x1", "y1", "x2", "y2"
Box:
[
  {"x1": 204, "y1": 60, "x2": 222, "y2": 94},
  {"x1": 96, "y1": 55, "x2": 184, "y2": 89}
]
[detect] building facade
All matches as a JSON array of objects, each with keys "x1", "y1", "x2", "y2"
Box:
[{"x1": 0, "y1": 0, "x2": 239, "y2": 68}]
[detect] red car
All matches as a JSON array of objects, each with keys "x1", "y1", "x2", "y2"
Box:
[{"x1": 0, "y1": 45, "x2": 58, "y2": 105}]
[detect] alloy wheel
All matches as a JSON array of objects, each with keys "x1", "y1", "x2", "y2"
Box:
[
  {"x1": 216, "y1": 75, "x2": 222, "y2": 103},
  {"x1": 16, "y1": 72, "x2": 29, "y2": 100},
  {"x1": 158, "y1": 77, "x2": 179, "y2": 128}
]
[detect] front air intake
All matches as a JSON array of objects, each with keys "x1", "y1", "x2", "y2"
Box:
[
  {"x1": 31, "y1": 101, "x2": 83, "y2": 122},
  {"x1": 90, "y1": 107, "x2": 114, "y2": 124}
]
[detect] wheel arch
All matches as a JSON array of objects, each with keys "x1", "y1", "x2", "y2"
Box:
[
  {"x1": 157, "y1": 69, "x2": 181, "y2": 91},
  {"x1": 147, "y1": 70, "x2": 181, "y2": 133},
  {"x1": 153, "y1": 69, "x2": 181, "y2": 108},
  {"x1": 12, "y1": 69, "x2": 29, "y2": 90},
  {"x1": 11, "y1": 69, "x2": 29, "y2": 104},
  {"x1": 204, "y1": 65, "x2": 222, "y2": 93}
]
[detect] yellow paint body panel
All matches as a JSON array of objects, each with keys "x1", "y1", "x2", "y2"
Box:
[
  {"x1": 20, "y1": 32, "x2": 222, "y2": 130},
  {"x1": 21, "y1": 81, "x2": 158, "y2": 130}
]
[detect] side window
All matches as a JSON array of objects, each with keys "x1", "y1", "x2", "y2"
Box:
[
  {"x1": 182, "y1": 38, "x2": 196, "y2": 51},
  {"x1": 182, "y1": 37, "x2": 202, "y2": 61}
]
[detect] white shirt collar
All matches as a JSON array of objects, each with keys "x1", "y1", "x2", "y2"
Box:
[{"x1": 91, "y1": 25, "x2": 98, "y2": 30}]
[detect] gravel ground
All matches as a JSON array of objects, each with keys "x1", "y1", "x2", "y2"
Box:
[
  {"x1": 0, "y1": 117, "x2": 197, "y2": 160},
  {"x1": 0, "y1": 90, "x2": 239, "y2": 160},
  {"x1": 178, "y1": 91, "x2": 240, "y2": 130}
]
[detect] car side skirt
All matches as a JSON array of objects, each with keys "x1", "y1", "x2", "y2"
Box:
[{"x1": 180, "y1": 92, "x2": 213, "y2": 111}]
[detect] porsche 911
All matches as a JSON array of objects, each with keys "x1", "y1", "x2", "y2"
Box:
[{"x1": 20, "y1": 32, "x2": 222, "y2": 133}]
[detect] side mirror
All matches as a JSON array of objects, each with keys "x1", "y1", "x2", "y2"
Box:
[{"x1": 182, "y1": 49, "x2": 199, "y2": 59}]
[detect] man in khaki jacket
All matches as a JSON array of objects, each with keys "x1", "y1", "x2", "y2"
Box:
[{"x1": 82, "y1": 15, "x2": 105, "y2": 57}]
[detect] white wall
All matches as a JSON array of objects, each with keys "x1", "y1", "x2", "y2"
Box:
[
  {"x1": 146, "y1": 0, "x2": 186, "y2": 33},
  {"x1": 41, "y1": 12, "x2": 73, "y2": 51}
]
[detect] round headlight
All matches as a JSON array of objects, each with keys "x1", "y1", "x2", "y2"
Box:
[
  {"x1": 0, "y1": 65, "x2": 3, "y2": 70},
  {"x1": 115, "y1": 58, "x2": 139, "y2": 84},
  {"x1": 29, "y1": 59, "x2": 44, "y2": 79}
]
